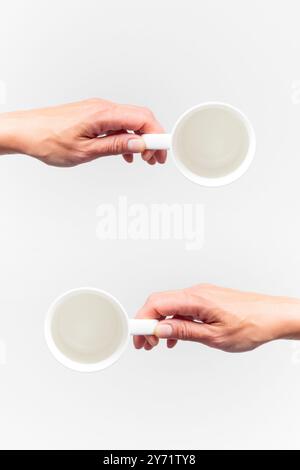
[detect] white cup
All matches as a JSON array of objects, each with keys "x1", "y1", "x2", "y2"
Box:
[
  {"x1": 45, "y1": 287, "x2": 158, "y2": 372},
  {"x1": 143, "y1": 102, "x2": 256, "y2": 187}
]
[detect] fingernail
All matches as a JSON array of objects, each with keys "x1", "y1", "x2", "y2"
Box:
[
  {"x1": 155, "y1": 324, "x2": 173, "y2": 338},
  {"x1": 128, "y1": 139, "x2": 145, "y2": 153}
]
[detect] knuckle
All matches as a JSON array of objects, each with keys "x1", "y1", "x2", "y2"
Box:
[
  {"x1": 147, "y1": 292, "x2": 160, "y2": 304},
  {"x1": 84, "y1": 146, "x2": 96, "y2": 158},
  {"x1": 142, "y1": 106, "x2": 154, "y2": 116},
  {"x1": 74, "y1": 143, "x2": 92, "y2": 158},
  {"x1": 87, "y1": 96, "x2": 101, "y2": 104},
  {"x1": 209, "y1": 330, "x2": 228, "y2": 349},
  {"x1": 211, "y1": 334, "x2": 224, "y2": 347},
  {"x1": 70, "y1": 146, "x2": 94, "y2": 163},
  {"x1": 177, "y1": 322, "x2": 190, "y2": 340},
  {"x1": 86, "y1": 98, "x2": 113, "y2": 110},
  {"x1": 86, "y1": 97, "x2": 101, "y2": 105},
  {"x1": 197, "y1": 283, "x2": 215, "y2": 292},
  {"x1": 108, "y1": 136, "x2": 123, "y2": 155}
]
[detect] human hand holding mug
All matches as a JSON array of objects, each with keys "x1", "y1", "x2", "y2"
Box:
[
  {"x1": 46, "y1": 284, "x2": 300, "y2": 372},
  {"x1": 0, "y1": 98, "x2": 166, "y2": 166},
  {"x1": 134, "y1": 284, "x2": 300, "y2": 352},
  {"x1": 0, "y1": 99, "x2": 255, "y2": 184}
]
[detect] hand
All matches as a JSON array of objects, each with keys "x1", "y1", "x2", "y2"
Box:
[
  {"x1": 0, "y1": 98, "x2": 166, "y2": 167},
  {"x1": 133, "y1": 284, "x2": 300, "y2": 352}
]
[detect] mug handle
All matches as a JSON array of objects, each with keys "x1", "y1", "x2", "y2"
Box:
[
  {"x1": 129, "y1": 319, "x2": 158, "y2": 335},
  {"x1": 142, "y1": 133, "x2": 172, "y2": 150}
]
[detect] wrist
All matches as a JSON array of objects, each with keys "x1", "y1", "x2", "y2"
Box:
[
  {"x1": 273, "y1": 297, "x2": 300, "y2": 340},
  {"x1": 0, "y1": 113, "x2": 21, "y2": 155}
]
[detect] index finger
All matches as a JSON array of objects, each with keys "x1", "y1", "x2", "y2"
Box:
[
  {"x1": 94, "y1": 104, "x2": 167, "y2": 164},
  {"x1": 94, "y1": 103, "x2": 165, "y2": 135},
  {"x1": 133, "y1": 290, "x2": 212, "y2": 349}
]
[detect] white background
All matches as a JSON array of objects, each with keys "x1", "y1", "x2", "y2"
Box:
[{"x1": 0, "y1": 0, "x2": 300, "y2": 450}]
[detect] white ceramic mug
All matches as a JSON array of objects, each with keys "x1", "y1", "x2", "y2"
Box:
[
  {"x1": 143, "y1": 102, "x2": 256, "y2": 187},
  {"x1": 45, "y1": 287, "x2": 158, "y2": 372}
]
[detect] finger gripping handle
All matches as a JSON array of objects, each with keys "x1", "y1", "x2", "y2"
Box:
[
  {"x1": 129, "y1": 319, "x2": 158, "y2": 335},
  {"x1": 142, "y1": 133, "x2": 172, "y2": 150}
]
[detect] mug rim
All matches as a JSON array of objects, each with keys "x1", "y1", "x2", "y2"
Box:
[
  {"x1": 45, "y1": 287, "x2": 130, "y2": 373},
  {"x1": 171, "y1": 101, "x2": 256, "y2": 187}
]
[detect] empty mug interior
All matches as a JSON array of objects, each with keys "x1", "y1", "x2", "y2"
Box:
[
  {"x1": 50, "y1": 290, "x2": 128, "y2": 365},
  {"x1": 173, "y1": 104, "x2": 251, "y2": 181}
]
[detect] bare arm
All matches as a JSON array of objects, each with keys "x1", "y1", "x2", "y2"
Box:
[
  {"x1": 0, "y1": 98, "x2": 167, "y2": 166},
  {"x1": 134, "y1": 284, "x2": 300, "y2": 352}
]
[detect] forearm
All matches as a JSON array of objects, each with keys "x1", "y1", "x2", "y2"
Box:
[
  {"x1": 0, "y1": 112, "x2": 20, "y2": 155},
  {"x1": 0, "y1": 99, "x2": 166, "y2": 166},
  {"x1": 274, "y1": 296, "x2": 300, "y2": 341},
  {"x1": 134, "y1": 285, "x2": 300, "y2": 353}
]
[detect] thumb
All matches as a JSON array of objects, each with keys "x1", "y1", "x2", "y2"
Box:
[
  {"x1": 90, "y1": 134, "x2": 145, "y2": 157},
  {"x1": 155, "y1": 319, "x2": 212, "y2": 343}
]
